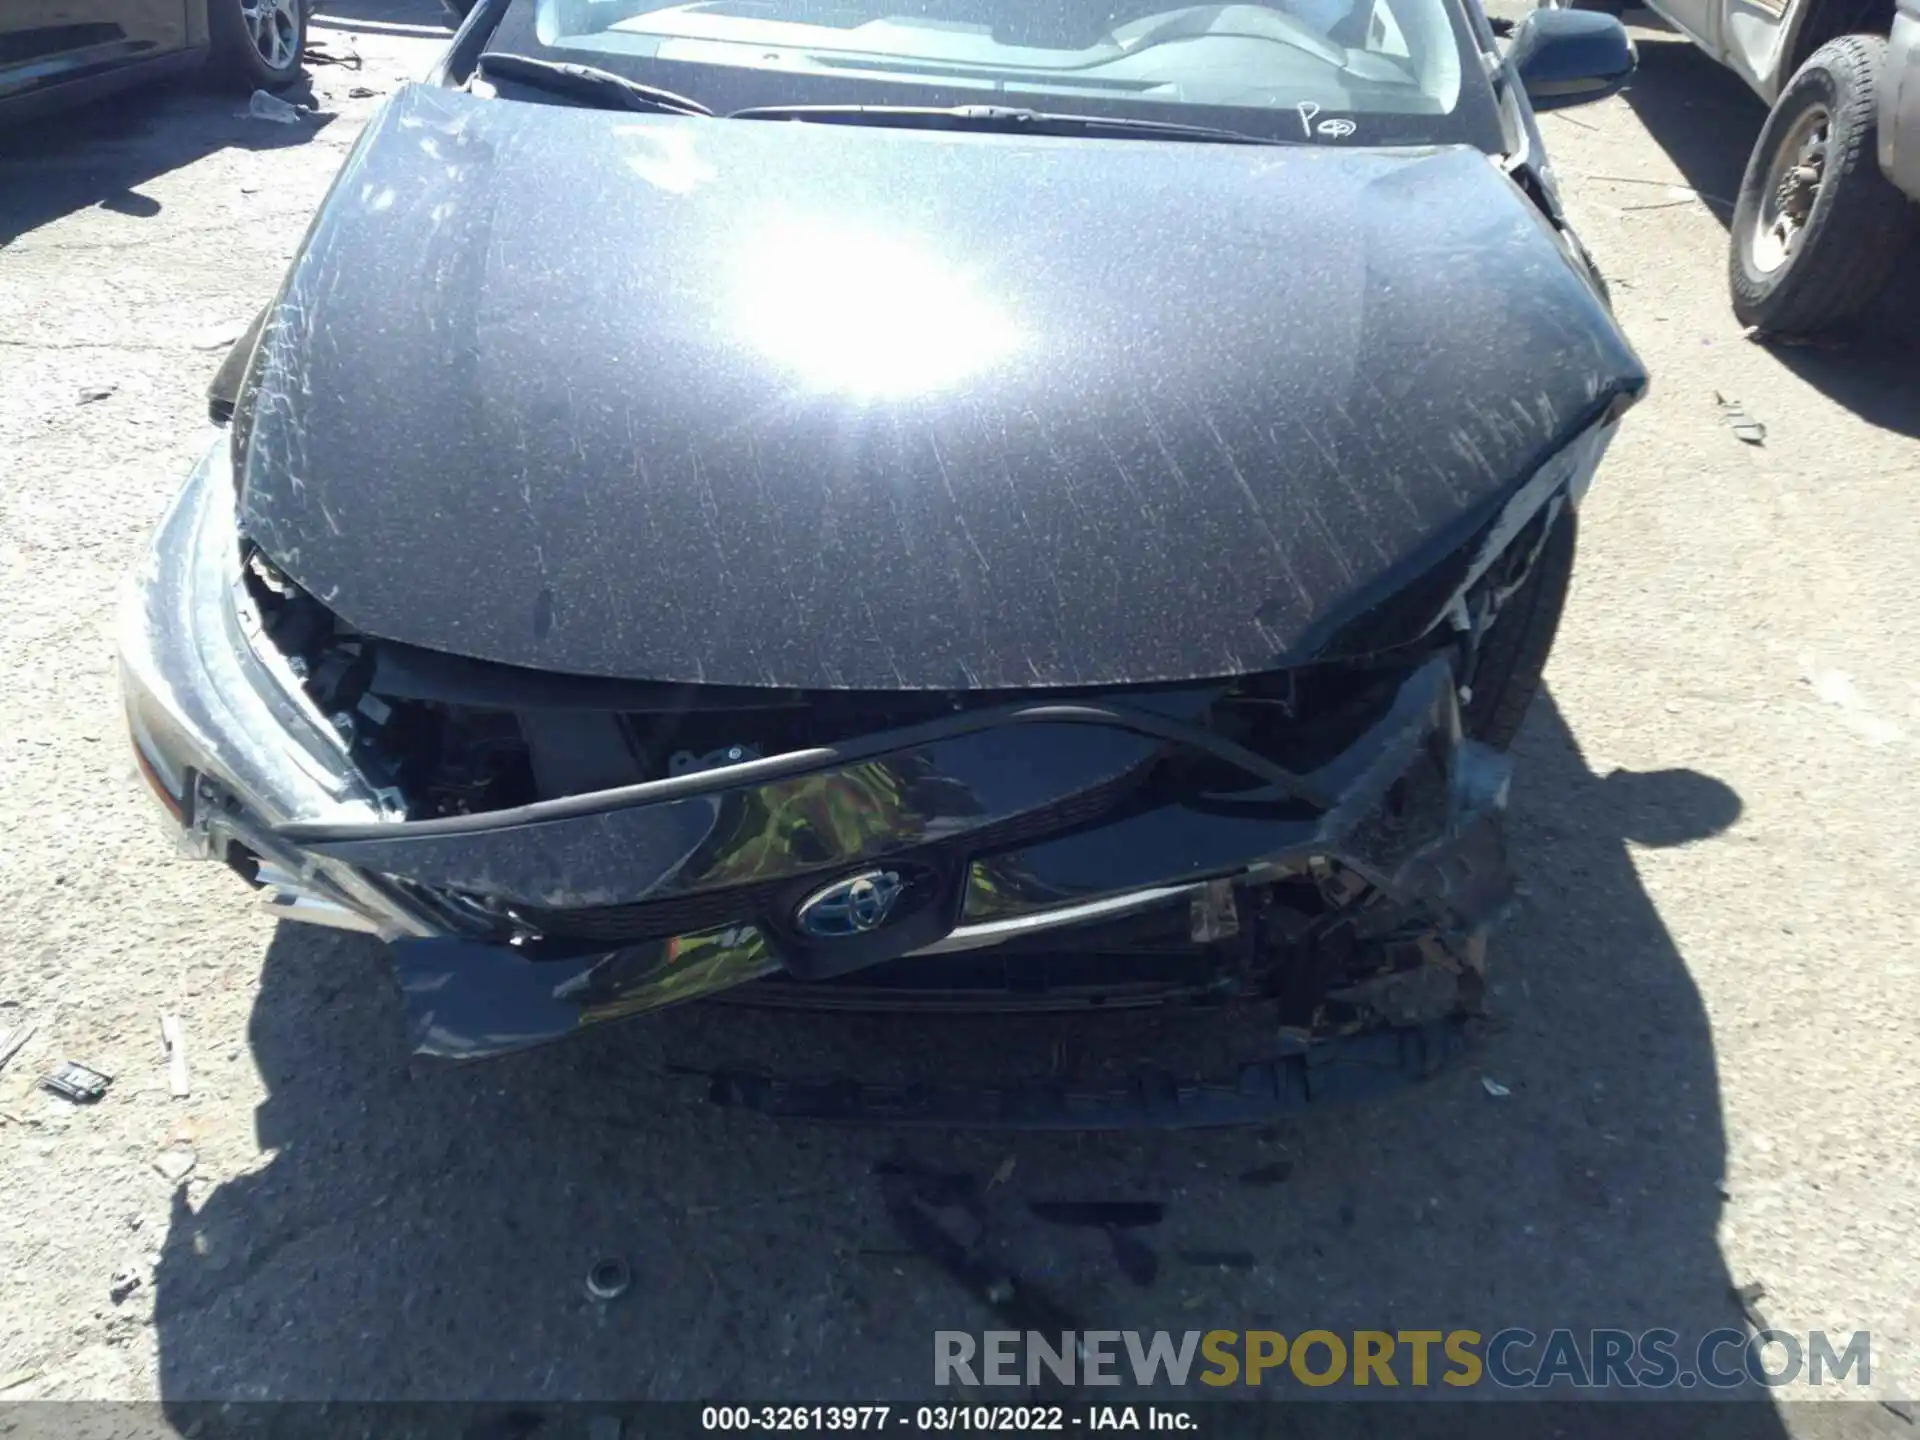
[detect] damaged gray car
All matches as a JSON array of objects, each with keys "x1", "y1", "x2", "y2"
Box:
[{"x1": 119, "y1": 0, "x2": 1648, "y2": 1126}]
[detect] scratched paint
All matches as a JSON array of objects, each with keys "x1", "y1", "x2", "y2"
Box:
[{"x1": 233, "y1": 84, "x2": 1646, "y2": 691}]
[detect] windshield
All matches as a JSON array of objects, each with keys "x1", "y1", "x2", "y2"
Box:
[{"x1": 504, "y1": 0, "x2": 1501, "y2": 147}]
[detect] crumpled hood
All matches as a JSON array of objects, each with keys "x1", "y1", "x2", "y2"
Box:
[{"x1": 234, "y1": 84, "x2": 1645, "y2": 690}]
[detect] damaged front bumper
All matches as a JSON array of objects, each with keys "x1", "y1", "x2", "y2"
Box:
[{"x1": 121, "y1": 444, "x2": 1514, "y2": 1124}]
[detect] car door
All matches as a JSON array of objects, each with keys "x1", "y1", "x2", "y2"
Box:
[{"x1": 0, "y1": 0, "x2": 191, "y2": 102}]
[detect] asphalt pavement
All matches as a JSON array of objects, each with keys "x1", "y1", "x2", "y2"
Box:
[{"x1": 0, "y1": 1, "x2": 1915, "y2": 1426}]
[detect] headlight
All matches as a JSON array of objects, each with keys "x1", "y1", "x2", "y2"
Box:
[{"x1": 116, "y1": 442, "x2": 383, "y2": 830}]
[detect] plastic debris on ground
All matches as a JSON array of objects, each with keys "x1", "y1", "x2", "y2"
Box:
[
  {"x1": 76, "y1": 384, "x2": 116, "y2": 405},
  {"x1": 39, "y1": 1060, "x2": 112, "y2": 1103},
  {"x1": 109, "y1": 1269, "x2": 142, "y2": 1304},
  {"x1": 241, "y1": 89, "x2": 306, "y2": 124},
  {"x1": 1714, "y1": 391, "x2": 1767, "y2": 445},
  {"x1": 161, "y1": 1014, "x2": 190, "y2": 1098},
  {"x1": 1480, "y1": 1076, "x2": 1511, "y2": 1097}
]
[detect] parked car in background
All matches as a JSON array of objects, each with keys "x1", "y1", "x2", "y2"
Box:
[
  {"x1": 1547, "y1": 0, "x2": 1920, "y2": 333},
  {"x1": 0, "y1": 0, "x2": 312, "y2": 121},
  {"x1": 124, "y1": 0, "x2": 1647, "y2": 1125}
]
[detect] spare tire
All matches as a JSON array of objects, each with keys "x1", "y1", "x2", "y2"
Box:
[{"x1": 1729, "y1": 35, "x2": 1919, "y2": 335}]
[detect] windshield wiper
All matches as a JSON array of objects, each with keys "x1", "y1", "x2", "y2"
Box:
[
  {"x1": 475, "y1": 52, "x2": 712, "y2": 116},
  {"x1": 727, "y1": 103, "x2": 1282, "y2": 145}
]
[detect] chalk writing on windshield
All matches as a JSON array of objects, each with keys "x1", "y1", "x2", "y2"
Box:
[{"x1": 1295, "y1": 101, "x2": 1358, "y2": 140}]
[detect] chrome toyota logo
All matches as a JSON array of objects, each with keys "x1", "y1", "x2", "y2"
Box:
[{"x1": 795, "y1": 870, "x2": 904, "y2": 938}]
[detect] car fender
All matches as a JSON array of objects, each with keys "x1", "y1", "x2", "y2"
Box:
[{"x1": 1883, "y1": 0, "x2": 1920, "y2": 195}]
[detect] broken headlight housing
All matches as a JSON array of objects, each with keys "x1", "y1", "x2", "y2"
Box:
[{"x1": 1315, "y1": 419, "x2": 1619, "y2": 663}]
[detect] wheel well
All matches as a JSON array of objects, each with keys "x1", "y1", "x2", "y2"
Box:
[{"x1": 1785, "y1": 0, "x2": 1894, "y2": 78}]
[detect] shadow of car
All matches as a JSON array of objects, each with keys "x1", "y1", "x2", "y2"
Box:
[
  {"x1": 144, "y1": 692, "x2": 1793, "y2": 1429},
  {"x1": 0, "y1": 72, "x2": 333, "y2": 247}
]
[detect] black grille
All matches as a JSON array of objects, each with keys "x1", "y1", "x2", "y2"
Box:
[{"x1": 517, "y1": 760, "x2": 1153, "y2": 945}]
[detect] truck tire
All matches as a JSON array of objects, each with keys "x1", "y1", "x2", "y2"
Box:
[
  {"x1": 1729, "y1": 35, "x2": 1918, "y2": 335},
  {"x1": 207, "y1": 0, "x2": 308, "y2": 90},
  {"x1": 1465, "y1": 509, "x2": 1577, "y2": 750}
]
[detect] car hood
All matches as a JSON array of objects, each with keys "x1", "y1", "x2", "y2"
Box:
[{"x1": 233, "y1": 84, "x2": 1645, "y2": 690}]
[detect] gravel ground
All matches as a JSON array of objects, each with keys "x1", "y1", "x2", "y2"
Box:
[{"x1": 1, "y1": 1, "x2": 1916, "y2": 1426}]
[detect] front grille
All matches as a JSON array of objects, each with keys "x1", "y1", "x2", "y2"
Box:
[
  {"x1": 732, "y1": 946, "x2": 1238, "y2": 1012},
  {"x1": 517, "y1": 759, "x2": 1154, "y2": 945}
]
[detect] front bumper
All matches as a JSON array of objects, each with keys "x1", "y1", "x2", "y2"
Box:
[
  {"x1": 117, "y1": 442, "x2": 441, "y2": 940},
  {"x1": 122, "y1": 443, "x2": 1515, "y2": 1111}
]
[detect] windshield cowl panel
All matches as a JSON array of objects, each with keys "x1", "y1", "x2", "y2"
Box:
[{"x1": 502, "y1": 0, "x2": 1499, "y2": 151}]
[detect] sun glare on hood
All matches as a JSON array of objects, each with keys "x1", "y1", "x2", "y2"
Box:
[{"x1": 732, "y1": 219, "x2": 1021, "y2": 398}]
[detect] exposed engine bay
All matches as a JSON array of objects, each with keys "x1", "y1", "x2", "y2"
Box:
[{"x1": 209, "y1": 500, "x2": 1532, "y2": 1111}]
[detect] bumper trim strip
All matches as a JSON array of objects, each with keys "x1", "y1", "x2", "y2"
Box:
[{"x1": 275, "y1": 698, "x2": 1337, "y2": 845}]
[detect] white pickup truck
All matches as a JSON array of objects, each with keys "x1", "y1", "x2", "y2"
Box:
[{"x1": 1556, "y1": 0, "x2": 1920, "y2": 333}]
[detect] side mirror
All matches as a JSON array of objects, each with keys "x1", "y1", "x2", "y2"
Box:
[{"x1": 1510, "y1": 7, "x2": 1637, "y2": 110}]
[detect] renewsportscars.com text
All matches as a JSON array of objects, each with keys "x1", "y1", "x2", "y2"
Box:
[{"x1": 934, "y1": 1328, "x2": 1872, "y2": 1390}]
